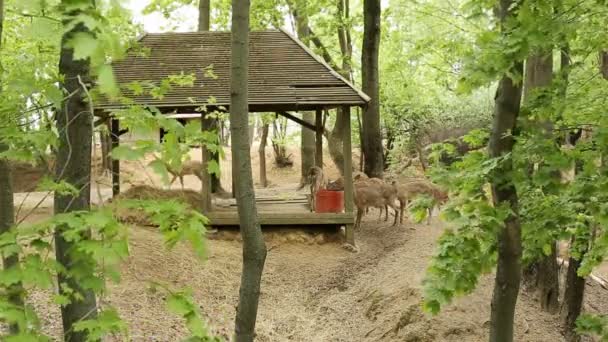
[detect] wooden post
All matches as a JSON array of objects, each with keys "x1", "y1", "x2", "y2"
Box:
[
  {"x1": 342, "y1": 106, "x2": 355, "y2": 245},
  {"x1": 315, "y1": 108, "x2": 323, "y2": 168},
  {"x1": 200, "y1": 113, "x2": 212, "y2": 212},
  {"x1": 110, "y1": 118, "x2": 120, "y2": 197}
]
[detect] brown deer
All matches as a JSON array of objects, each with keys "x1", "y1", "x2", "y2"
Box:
[
  {"x1": 166, "y1": 160, "x2": 204, "y2": 190},
  {"x1": 308, "y1": 166, "x2": 325, "y2": 212},
  {"x1": 392, "y1": 180, "x2": 448, "y2": 224}
]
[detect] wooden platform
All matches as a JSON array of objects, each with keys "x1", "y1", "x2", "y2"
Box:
[{"x1": 206, "y1": 194, "x2": 354, "y2": 226}]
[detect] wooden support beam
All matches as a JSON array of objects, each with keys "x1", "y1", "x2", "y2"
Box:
[
  {"x1": 200, "y1": 113, "x2": 212, "y2": 212},
  {"x1": 110, "y1": 118, "x2": 120, "y2": 197},
  {"x1": 342, "y1": 106, "x2": 355, "y2": 245},
  {"x1": 315, "y1": 109, "x2": 323, "y2": 168},
  {"x1": 277, "y1": 111, "x2": 316, "y2": 132}
]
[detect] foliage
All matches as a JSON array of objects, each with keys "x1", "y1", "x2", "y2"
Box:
[
  {"x1": 576, "y1": 314, "x2": 608, "y2": 341},
  {"x1": 0, "y1": 0, "x2": 222, "y2": 340},
  {"x1": 415, "y1": 0, "x2": 608, "y2": 319}
]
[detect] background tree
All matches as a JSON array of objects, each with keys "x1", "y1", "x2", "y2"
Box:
[
  {"x1": 361, "y1": 0, "x2": 383, "y2": 178},
  {"x1": 230, "y1": 0, "x2": 267, "y2": 340},
  {"x1": 290, "y1": 0, "x2": 316, "y2": 186}
]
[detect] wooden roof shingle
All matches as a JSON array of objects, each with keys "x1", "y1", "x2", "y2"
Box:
[{"x1": 96, "y1": 30, "x2": 370, "y2": 113}]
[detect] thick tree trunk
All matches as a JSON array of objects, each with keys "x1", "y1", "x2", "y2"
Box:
[
  {"x1": 258, "y1": 123, "x2": 269, "y2": 188},
  {"x1": 523, "y1": 53, "x2": 560, "y2": 314},
  {"x1": 54, "y1": 2, "x2": 99, "y2": 341},
  {"x1": 361, "y1": 0, "x2": 383, "y2": 178},
  {"x1": 488, "y1": 3, "x2": 524, "y2": 342},
  {"x1": 230, "y1": 1, "x2": 267, "y2": 341},
  {"x1": 0, "y1": 3, "x2": 22, "y2": 334}
]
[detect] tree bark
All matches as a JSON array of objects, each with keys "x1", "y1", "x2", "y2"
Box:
[
  {"x1": 523, "y1": 53, "x2": 560, "y2": 314},
  {"x1": 198, "y1": 0, "x2": 225, "y2": 194},
  {"x1": 561, "y1": 241, "x2": 586, "y2": 342},
  {"x1": 0, "y1": 145, "x2": 22, "y2": 335},
  {"x1": 258, "y1": 123, "x2": 269, "y2": 188},
  {"x1": 0, "y1": 2, "x2": 23, "y2": 333},
  {"x1": 230, "y1": 0, "x2": 267, "y2": 341},
  {"x1": 325, "y1": 0, "x2": 353, "y2": 176},
  {"x1": 488, "y1": 3, "x2": 524, "y2": 342},
  {"x1": 361, "y1": 0, "x2": 383, "y2": 178},
  {"x1": 198, "y1": 0, "x2": 210, "y2": 31},
  {"x1": 600, "y1": 51, "x2": 608, "y2": 80},
  {"x1": 55, "y1": 2, "x2": 99, "y2": 340},
  {"x1": 291, "y1": 1, "x2": 316, "y2": 186}
]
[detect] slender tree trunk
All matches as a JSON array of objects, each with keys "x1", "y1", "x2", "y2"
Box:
[
  {"x1": 325, "y1": 0, "x2": 353, "y2": 176},
  {"x1": 0, "y1": 2, "x2": 23, "y2": 333},
  {"x1": 0, "y1": 146, "x2": 23, "y2": 335},
  {"x1": 561, "y1": 239, "x2": 586, "y2": 342},
  {"x1": 230, "y1": 0, "x2": 267, "y2": 340},
  {"x1": 55, "y1": 2, "x2": 99, "y2": 340},
  {"x1": 198, "y1": 0, "x2": 210, "y2": 31},
  {"x1": 100, "y1": 120, "x2": 112, "y2": 175},
  {"x1": 258, "y1": 123, "x2": 269, "y2": 188},
  {"x1": 361, "y1": 0, "x2": 383, "y2": 178},
  {"x1": 600, "y1": 50, "x2": 608, "y2": 79},
  {"x1": 522, "y1": 53, "x2": 560, "y2": 314},
  {"x1": 488, "y1": 3, "x2": 524, "y2": 342},
  {"x1": 291, "y1": 1, "x2": 316, "y2": 185},
  {"x1": 198, "y1": 0, "x2": 224, "y2": 194}
]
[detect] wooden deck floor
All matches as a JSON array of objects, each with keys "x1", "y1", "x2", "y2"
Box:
[{"x1": 206, "y1": 194, "x2": 354, "y2": 226}]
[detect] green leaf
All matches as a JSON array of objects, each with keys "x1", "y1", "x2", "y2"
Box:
[
  {"x1": 96, "y1": 64, "x2": 120, "y2": 98},
  {"x1": 65, "y1": 32, "x2": 99, "y2": 61}
]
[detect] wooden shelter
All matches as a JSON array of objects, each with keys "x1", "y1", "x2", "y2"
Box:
[{"x1": 95, "y1": 29, "x2": 370, "y2": 243}]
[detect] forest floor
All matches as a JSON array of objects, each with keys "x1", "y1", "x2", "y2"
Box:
[{"x1": 12, "y1": 145, "x2": 608, "y2": 341}]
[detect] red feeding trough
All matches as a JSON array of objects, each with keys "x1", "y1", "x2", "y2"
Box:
[{"x1": 315, "y1": 189, "x2": 344, "y2": 213}]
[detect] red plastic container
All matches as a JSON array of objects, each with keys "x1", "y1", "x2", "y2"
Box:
[{"x1": 315, "y1": 190, "x2": 344, "y2": 213}]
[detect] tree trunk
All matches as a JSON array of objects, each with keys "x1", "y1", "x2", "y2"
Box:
[
  {"x1": 198, "y1": 0, "x2": 210, "y2": 31},
  {"x1": 0, "y1": 144, "x2": 23, "y2": 335},
  {"x1": 291, "y1": 1, "x2": 316, "y2": 185},
  {"x1": 600, "y1": 51, "x2": 608, "y2": 80},
  {"x1": 361, "y1": 0, "x2": 383, "y2": 178},
  {"x1": 230, "y1": 1, "x2": 267, "y2": 341},
  {"x1": 100, "y1": 120, "x2": 112, "y2": 175},
  {"x1": 258, "y1": 123, "x2": 269, "y2": 188},
  {"x1": 198, "y1": 0, "x2": 225, "y2": 194},
  {"x1": 54, "y1": 2, "x2": 99, "y2": 341},
  {"x1": 488, "y1": 3, "x2": 524, "y2": 342},
  {"x1": 561, "y1": 242, "x2": 586, "y2": 342},
  {"x1": 0, "y1": 2, "x2": 22, "y2": 333},
  {"x1": 522, "y1": 53, "x2": 560, "y2": 314}
]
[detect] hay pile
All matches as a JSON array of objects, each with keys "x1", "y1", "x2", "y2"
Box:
[{"x1": 110, "y1": 185, "x2": 203, "y2": 225}]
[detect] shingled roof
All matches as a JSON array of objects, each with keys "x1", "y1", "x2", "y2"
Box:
[{"x1": 96, "y1": 30, "x2": 370, "y2": 113}]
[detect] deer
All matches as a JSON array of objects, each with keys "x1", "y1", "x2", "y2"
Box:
[
  {"x1": 165, "y1": 160, "x2": 204, "y2": 190},
  {"x1": 308, "y1": 166, "x2": 326, "y2": 212},
  {"x1": 353, "y1": 182, "x2": 400, "y2": 229},
  {"x1": 392, "y1": 180, "x2": 448, "y2": 224}
]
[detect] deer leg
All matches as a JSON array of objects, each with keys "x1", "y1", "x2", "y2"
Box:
[
  {"x1": 400, "y1": 200, "x2": 405, "y2": 224},
  {"x1": 427, "y1": 207, "x2": 432, "y2": 225},
  {"x1": 180, "y1": 176, "x2": 185, "y2": 190},
  {"x1": 356, "y1": 207, "x2": 364, "y2": 229},
  {"x1": 391, "y1": 203, "x2": 399, "y2": 226}
]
